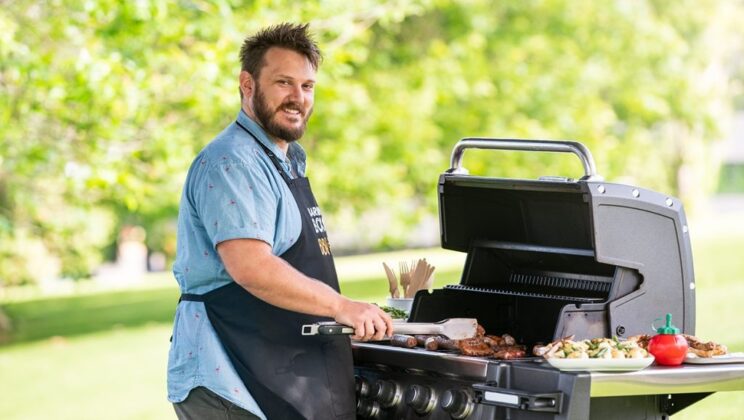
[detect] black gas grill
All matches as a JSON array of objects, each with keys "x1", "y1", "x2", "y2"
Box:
[{"x1": 352, "y1": 139, "x2": 744, "y2": 419}]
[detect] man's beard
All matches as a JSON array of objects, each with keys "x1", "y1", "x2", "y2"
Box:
[{"x1": 253, "y1": 84, "x2": 312, "y2": 142}]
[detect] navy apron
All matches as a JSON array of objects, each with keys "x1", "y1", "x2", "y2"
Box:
[{"x1": 180, "y1": 121, "x2": 355, "y2": 419}]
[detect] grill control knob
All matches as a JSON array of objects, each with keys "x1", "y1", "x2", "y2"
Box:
[
  {"x1": 356, "y1": 398, "x2": 380, "y2": 418},
  {"x1": 371, "y1": 379, "x2": 402, "y2": 408},
  {"x1": 355, "y1": 375, "x2": 371, "y2": 398},
  {"x1": 405, "y1": 384, "x2": 436, "y2": 415},
  {"x1": 440, "y1": 389, "x2": 474, "y2": 419}
]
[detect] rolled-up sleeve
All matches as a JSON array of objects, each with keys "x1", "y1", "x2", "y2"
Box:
[{"x1": 194, "y1": 158, "x2": 278, "y2": 248}]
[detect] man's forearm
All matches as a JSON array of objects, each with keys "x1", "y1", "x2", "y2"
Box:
[
  {"x1": 223, "y1": 243, "x2": 345, "y2": 317},
  {"x1": 217, "y1": 238, "x2": 393, "y2": 340},
  {"x1": 217, "y1": 238, "x2": 346, "y2": 317}
]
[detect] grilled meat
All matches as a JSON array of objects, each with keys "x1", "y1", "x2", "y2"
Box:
[
  {"x1": 486, "y1": 334, "x2": 516, "y2": 347},
  {"x1": 424, "y1": 336, "x2": 459, "y2": 351},
  {"x1": 627, "y1": 333, "x2": 727, "y2": 358},
  {"x1": 390, "y1": 334, "x2": 418, "y2": 348},
  {"x1": 414, "y1": 335, "x2": 430, "y2": 347},
  {"x1": 393, "y1": 327, "x2": 528, "y2": 359},
  {"x1": 476, "y1": 324, "x2": 486, "y2": 337},
  {"x1": 492, "y1": 346, "x2": 527, "y2": 360},
  {"x1": 626, "y1": 334, "x2": 651, "y2": 350},
  {"x1": 457, "y1": 338, "x2": 495, "y2": 357},
  {"x1": 682, "y1": 334, "x2": 728, "y2": 357}
]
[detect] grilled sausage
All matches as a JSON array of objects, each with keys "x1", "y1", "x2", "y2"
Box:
[
  {"x1": 390, "y1": 334, "x2": 417, "y2": 348},
  {"x1": 424, "y1": 336, "x2": 460, "y2": 351},
  {"x1": 424, "y1": 336, "x2": 439, "y2": 351},
  {"x1": 414, "y1": 335, "x2": 431, "y2": 347}
]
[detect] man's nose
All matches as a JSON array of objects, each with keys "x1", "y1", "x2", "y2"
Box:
[{"x1": 287, "y1": 84, "x2": 303, "y2": 101}]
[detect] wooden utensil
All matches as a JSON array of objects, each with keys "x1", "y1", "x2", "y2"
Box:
[
  {"x1": 399, "y1": 261, "x2": 411, "y2": 297},
  {"x1": 382, "y1": 262, "x2": 399, "y2": 298}
]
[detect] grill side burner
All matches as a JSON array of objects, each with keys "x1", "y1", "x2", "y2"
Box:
[{"x1": 352, "y1": 139, "x2": 740, "y2": 419}]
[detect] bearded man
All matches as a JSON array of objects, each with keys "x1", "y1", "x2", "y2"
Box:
[{"x1": 167, "y1": 23, "x2": 393, "y2": 420}]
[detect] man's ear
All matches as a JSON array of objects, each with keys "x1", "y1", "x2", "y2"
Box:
[{"x1": 239, "y1": 71, "x2": 254, "y2": 98}]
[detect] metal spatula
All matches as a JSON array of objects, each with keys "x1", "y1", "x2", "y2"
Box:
[{"x1": 301, "y1": 318, "x2": 478, "y2": 340}]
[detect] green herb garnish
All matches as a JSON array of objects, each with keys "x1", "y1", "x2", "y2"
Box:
[{"x1": 380, "y1": 305, "x2": 408, "y2": 319}]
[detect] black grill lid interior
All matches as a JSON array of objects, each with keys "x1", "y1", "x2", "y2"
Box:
[{"x1": 439, "y1": 176, "x2": 594, "y2": 252}]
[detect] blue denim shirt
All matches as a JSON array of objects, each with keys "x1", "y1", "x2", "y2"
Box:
[{"x1": 167, "y1": 110, "x2": 307, "y2": 416}]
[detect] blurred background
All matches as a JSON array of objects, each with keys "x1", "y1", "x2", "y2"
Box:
[{"x1": 1, "y1": 0, "x2": 743, "y2": 418}]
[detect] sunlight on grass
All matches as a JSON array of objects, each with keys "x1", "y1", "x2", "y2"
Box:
[
  {"x1": 1, "y1": 224, "x2": 743, "y2": 419},
  {"x1": 0, "y1": 324, "x2": 174, "y2": 420}
]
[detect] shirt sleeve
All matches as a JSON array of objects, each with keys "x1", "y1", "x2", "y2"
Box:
[{"x1": 193, "y1": 158, "x2": 279, "y2": 248}]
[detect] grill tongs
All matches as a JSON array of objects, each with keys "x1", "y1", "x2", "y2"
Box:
[{"x1": 301, "y1": 318, "x2": 478, "y2": 340}]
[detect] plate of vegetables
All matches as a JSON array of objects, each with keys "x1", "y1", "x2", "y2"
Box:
[{"x1": 536, "y1": 336, "x2": 654, "y2": 372}]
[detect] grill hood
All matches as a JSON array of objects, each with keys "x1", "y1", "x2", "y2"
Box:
[{"x1": 411, "y1": 138, "x2": 696, "y2": 340}]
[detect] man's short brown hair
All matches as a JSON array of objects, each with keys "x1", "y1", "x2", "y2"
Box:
[{"x1": 239, "y1": 23, "x2": 322, "y2": 77}]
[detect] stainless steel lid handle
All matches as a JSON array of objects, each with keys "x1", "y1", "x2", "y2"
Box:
[{"x1": 447, "y1": 138, "x2": 602, "y2": 181}]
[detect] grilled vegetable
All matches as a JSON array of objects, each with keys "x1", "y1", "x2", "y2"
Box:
[
  {"x1": 380, "y1": 305, "x2": 408, "y2": 319},
  {"x1": 536, "y1": 336, "x2": 648, "y2": 359}
]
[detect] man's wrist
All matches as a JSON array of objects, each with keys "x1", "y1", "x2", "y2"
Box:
[{"x1": 329, "y1": 294, "x2": 349, "y2": 320}]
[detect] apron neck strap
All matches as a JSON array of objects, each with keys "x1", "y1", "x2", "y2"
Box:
[{"x1": 235, "y1": 120, "x2": 292, "y2": 183}]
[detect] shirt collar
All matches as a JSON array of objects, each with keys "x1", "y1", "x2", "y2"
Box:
[{"x1": 236, "y1": 109, "x2": 287, "y2": 160}]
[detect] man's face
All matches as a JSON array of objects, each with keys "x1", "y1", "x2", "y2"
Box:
[{"x1": 248, "y1": 47, "x2": 316, "y2": 142}]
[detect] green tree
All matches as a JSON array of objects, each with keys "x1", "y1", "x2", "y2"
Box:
[{"x1": 1, "y1": 0, "x2": 741, "y2": 286}]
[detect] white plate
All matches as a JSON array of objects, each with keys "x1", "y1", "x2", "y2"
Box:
[
  {"x1": 546, "y1": 356, "x2": 655, "y2": 372},
  {"x1": 684, "y1": 352, "x2": 744, "y2": 364}
]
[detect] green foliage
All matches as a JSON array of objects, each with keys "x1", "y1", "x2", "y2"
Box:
[
  {"x1": 1, "y1": 0, "x2": 742, "y2": 285},
  {"x1": 717, "y1": 163, "x2": 744, "y2": 193}
]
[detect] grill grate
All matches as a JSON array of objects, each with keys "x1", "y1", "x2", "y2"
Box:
[
  {"x1": 509, "y1": 272, "x2": 612, "y2": 293},
  {"x1": 444, "y1": 284, "x2": 603, "y2": 303}
]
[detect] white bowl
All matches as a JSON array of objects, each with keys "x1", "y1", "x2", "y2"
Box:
[{"x1": 386, "y1": 297, "x2": 413, "y2": 313}]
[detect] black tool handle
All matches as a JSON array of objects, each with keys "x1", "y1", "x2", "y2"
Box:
[{"x1": 317, "y1": 323, "x2": 355, "y2": 335}]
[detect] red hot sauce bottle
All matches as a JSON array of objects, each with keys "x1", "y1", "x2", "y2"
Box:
[{"x1": 648, "y1": 313, "x2": 688, "y2": 366}]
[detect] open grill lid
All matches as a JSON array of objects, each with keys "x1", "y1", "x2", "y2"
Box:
[
  {"x1": 437, "y1": 139, "x2": 614, "y2": 299},
  {"x1": 439, "y1": 176, "x2": 594, "y2": 253},
  {"x1": 420, "y1": 138, "x2": 696, "y2": 339},
  {"x1": 439, "y1": 138, "x2": 600, "y2": 253}
]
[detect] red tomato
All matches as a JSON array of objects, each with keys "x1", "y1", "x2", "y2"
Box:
[{"x1": 648, "y1": 334, "x2": 688, "y2": 366}]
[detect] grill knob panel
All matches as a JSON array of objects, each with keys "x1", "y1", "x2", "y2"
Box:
[
  {"x1": 355, "y1": 375, "x2": 371, "y2": 398},
  {"x1": 371, "y1": 379, "x2": 402, "y2": 408},
  {"x1": 356, "y1": 399, "x2": 380, "y2": 418},
  {"x1": 440, "y1": 388, "x2": 474, "y2": 419},
  {"x1": 405, "y1": 384, "x2": 436, "y2": 414}
]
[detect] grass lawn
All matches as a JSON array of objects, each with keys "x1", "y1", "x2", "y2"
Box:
[{"x1": 1, "y1": 229, "x2": 743, "y2": 418}]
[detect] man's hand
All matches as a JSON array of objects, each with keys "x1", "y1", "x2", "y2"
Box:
[{"x1": 333, "y1": 298, "x2": 394, "y2": 341}]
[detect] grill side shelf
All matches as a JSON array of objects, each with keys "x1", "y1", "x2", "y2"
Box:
[{"x1": 443, "y1": 285, "x2": 604, "y2": 303}]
